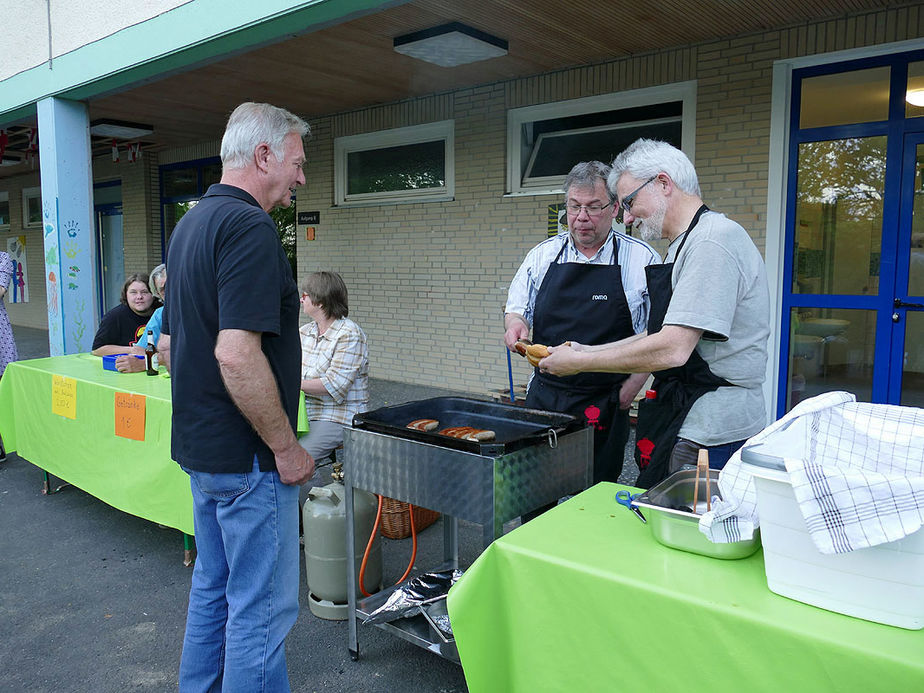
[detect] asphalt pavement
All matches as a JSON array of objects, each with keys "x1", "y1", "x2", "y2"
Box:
[{"x1": 1, "y1": 325, "x2": 638, "y2": 692}]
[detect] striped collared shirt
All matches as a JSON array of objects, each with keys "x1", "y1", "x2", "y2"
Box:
[
  {"x1": 505, "y1": 230, "x2": 659, "y2": 334},
  {"x1": 299, "y1": 317, "x2": 369, "y2": 425}
]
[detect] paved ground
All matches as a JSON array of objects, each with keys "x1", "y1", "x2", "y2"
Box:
[{"x1": 1, "y1": 325, "x2": 638, "y2": 692}]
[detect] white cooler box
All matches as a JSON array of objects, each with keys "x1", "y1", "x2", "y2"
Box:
[{"x1": 742, "y1": 432, "x2": 924, "y2": 630}]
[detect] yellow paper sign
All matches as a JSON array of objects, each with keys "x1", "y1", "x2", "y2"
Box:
[
  {"x1": 51, "y1": 375, "x2": 77, "y2": 419},
  {"x1": 114, "y1": 392, "x2": 146, "y2": 441}
]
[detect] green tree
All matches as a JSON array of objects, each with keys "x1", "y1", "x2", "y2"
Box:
[{"x1": 270, "y1": 204, "x2": 297, "y2": 278}]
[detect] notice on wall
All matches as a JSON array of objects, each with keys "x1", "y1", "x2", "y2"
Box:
[
  {"x1": 114, "y1": 392, "x2": 146, "y2": 441},
  {"x1": 547, "y1": 205, "x2": 566, "y2": 237},
  {"x1": 51, "y1": 374, "x2": 77, "y2": 419},
  {"x1": 6, "y1": 235, "x2": 28, "y2": 303}
]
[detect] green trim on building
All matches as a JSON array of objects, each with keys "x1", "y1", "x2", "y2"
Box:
[{"x1": 0, "y1": 0, "x2": 400, "y2": 123}]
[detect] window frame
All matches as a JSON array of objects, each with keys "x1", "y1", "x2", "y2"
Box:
[
  {"x1": 22, "y1": 186, "x2": 42, "y2": 228},
  {"x1": 505, "y1": 81, "x2": 698, "y2": 196},
  {"x1": 0, "y1": 191, "x2": 9, "y2": 230},
  {"x1": 333, "y1": 120, "x2": 455, "y2": 207}
]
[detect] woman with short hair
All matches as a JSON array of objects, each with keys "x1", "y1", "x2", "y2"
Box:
[{"x1": 297, "y1": 271, "x2": 369, "y2": 493}]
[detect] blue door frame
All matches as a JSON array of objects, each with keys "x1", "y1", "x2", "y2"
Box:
[{"x1": 778, "y1": 50, "x2": 924, "y2": 417}]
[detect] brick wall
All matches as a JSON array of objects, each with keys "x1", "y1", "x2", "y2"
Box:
[
  {"x1": 294, "y1": 4, "x2": 924, "y2": 394},
  {"x1": 3, "y1": 4, "x2": 921, "y2": 377}
]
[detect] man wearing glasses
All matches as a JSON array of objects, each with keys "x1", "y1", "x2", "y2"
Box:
[
  {"x1": 540, "y1": 140, "x2": 771, "y2": 488},
  {"x1": 504, "y1": 161, "x2": 658, "y2": 489}
]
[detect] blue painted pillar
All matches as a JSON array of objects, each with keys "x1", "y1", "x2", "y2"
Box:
[{"x1": 37, "y1": 97, "x2": 99, "y2": 355}]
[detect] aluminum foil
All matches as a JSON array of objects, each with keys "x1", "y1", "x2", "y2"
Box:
[{"x1": 363, "y1": 569, "x2": 463, "y2": 625}]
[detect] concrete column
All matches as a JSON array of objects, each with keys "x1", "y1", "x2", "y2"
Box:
[{"x1": 37, "y1": 97, "x2": 99, "y2": 355}]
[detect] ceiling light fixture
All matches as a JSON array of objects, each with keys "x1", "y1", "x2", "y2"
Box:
[
  {"x1": 89, "y1": 119, "x2": 154, "y2": 139},
  {"x1": 393, "y1": 22, "x2": 508, "y2": 68},
  {"x1": 906, "y1": 89, "x2": 924, "y2": 107}
]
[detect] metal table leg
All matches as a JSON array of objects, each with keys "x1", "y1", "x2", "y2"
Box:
[
  {"x1": 183, "y1": 533, "x2": 196, "y2": 567},
  {"x1": 344, "y1": 481, "x2": 359, "y2": 661},
  {"x1": 42, "y1": 470, "x2": 70, "y2": 495},
  {"x1": 443, "y1": 515, "x2": 459, "y2": 568}
]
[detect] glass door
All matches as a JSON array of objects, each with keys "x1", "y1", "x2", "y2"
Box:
[
  {"x1": 96, "y1": 206, "x2": 124, "y2": 313},
  {"x1": 780, "y1": 51, "x2": 924, "y2": 415},
  {"x1": 892, "y1": 135, "x2": 924, "y2": 406}
]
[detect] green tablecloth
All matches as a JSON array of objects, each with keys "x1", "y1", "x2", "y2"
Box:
[
  {"x1": 0, "y1": 354, "x2": 194, "y2": 534},
  {"x1": 447, "y1": 482, "x2": 924, "y2": 692}
]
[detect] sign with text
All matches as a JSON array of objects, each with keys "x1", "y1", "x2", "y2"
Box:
[
  {"x1": 114, "y1": 392, "x2": 146, "y2": 441},
  {"x1": 51, "y1": 375, "x2": 77, "y2": 419},
  {"x1": 298, "y1": 211, "x2": 320, "y2": 225}
]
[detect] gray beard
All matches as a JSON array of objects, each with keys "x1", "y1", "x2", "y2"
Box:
[
  {"x1": 636, "y1": 200, "x2": 667, "y2": 242},
  {"x1": 638, "y1": 223, "x2": 661, "y2": 242}
]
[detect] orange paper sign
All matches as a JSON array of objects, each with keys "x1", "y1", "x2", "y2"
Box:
[
  {"x1": 51, "y1": 375, "x2": 77, "y2": 419},
  {"x1": 114, "y1": 392, "x2": 146, "y2": 441}
]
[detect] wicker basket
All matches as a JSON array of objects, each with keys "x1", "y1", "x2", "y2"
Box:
[{"x1": 380, "y1": 496, "x2": 440, "y2": 539}]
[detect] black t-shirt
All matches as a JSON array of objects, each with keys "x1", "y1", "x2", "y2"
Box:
[
  {"x1": 92, "y1": 303, "x2": 150, "y2": 350},
  {"x1": 164, "y1": 184, "x2": 301, "y2": 473}
]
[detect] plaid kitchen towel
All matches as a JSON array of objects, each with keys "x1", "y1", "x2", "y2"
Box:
[{"x1": 699, "y1": 392, "x2": 924, "y2": 554}]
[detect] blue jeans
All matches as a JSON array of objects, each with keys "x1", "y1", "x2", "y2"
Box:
[{"x1": 180, "y1": 458, "x2": 300, "y2": 693}]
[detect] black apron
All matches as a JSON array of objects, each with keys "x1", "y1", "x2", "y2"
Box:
[
  {"x1": 633, "y1": 206, "x2": 732, "y2": 489},
  {"x1": 526, "y1": 236, "x2": 635, "y2": 484}
]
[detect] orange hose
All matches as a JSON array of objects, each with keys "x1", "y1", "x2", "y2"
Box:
[
  {"x1": 358, "y1": 495, "x2": 420, "y2": 596},
  {"x1": 396, "y1": 503, "x2": 418, "y2": 584},
  {"x1": 358, "y1": 494, "x2": 383, "y2": 597}
]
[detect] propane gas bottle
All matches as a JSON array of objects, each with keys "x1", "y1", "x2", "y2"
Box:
[{"x1": 303, "y1": 481, "x2": 382, "y2": 620}]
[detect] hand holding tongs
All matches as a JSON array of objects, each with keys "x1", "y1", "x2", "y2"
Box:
[{"x1": 615, "y1": 490, "x2": 646, "y2": 523}]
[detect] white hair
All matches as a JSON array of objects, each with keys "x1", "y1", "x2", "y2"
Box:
[
  {"x1": 608, "y1": 139, "x2": 701, "y2": 197},
  {"x1": 149, "y1": 263, "x2": 167, "y2": 300},
  {"x1": 220, "y1": 102, "x2": 310, "y2": 171}
]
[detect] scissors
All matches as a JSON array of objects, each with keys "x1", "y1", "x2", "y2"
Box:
[{"x1": 615, "y1": 490, "x2": 646, "y2": 524}]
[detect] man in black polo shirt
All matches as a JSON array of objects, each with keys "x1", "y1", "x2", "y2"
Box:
[{"x1": 163, "y1": 102, "x2": 314, "y2": 692}]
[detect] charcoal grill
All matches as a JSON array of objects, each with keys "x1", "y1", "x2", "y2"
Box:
[{"x1": 344, "y1": 396, "x2": 593, "y2": 662}]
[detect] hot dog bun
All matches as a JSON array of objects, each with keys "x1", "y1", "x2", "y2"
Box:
[{"x1": 515, "y1": 340, "x2": 570, "y2": 367}]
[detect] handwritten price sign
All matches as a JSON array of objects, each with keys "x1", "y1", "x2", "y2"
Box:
[
  {"x1": 51, "y1": 375, "x2": 77, "y2": 419},
  {"x1": 114, "y1": 392, "x2": 146, "y2": 441}
]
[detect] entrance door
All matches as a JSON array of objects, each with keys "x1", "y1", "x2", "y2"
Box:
[
  {"x1": 780, "y1": 52, "x2": 924, "y2": 415},
  {"x1": 892, "y1": 135, "x2": 924, "y2": 406},
  {"x1": 96, "y1": 206, "x2": 123, "y2": 313},
  {"x1": 94, "y1": 182, "x2": 123, "y2": 313}
]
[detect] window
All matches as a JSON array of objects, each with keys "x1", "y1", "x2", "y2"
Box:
[
  {"x1": 0, "y1": 191, "x2": 9, "y2": 229},
  {"x1": 506, "y1": 81, "x2": 697, "y2": 195},
  {"x1": 160, "y1": 157, "x2": 220, "y2": 245},
  {"x1": 334, "y1": 120, "x2": 454, "y2": 206},
  {"x1": 22, "y1": 186, "x2": 42, "y2": 227}
]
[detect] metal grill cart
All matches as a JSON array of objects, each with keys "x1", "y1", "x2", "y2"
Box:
[{"x1": 343, "y1": 397, "x2": 593, "y2": 662}]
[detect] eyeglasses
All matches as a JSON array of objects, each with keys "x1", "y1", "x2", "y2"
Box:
[
  {"x1": 619, "y1": 176, "x2": 657, "y2": 215},
  {"x1": 565, "y1": 202, "x2": 612, "y2": 217}
]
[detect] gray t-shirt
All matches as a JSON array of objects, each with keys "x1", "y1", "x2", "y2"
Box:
[{"x1": 663, "y1": 211, "x2": 770, "y2": 445}]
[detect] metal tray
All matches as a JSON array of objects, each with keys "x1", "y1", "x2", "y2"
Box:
[
  {"x1": 633, "y1": 469, "x2": 761, "y2": 560},
  {"x1": 420, "y1": 598, "x2": 457, "y2": 660},
  {"x1": 352, "y1": 396, "x2": 582, "y2": 456}
]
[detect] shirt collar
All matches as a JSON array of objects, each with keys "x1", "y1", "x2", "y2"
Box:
[
  {"x1": 566, "y1": 229, "x2": 615, "y2": 261},
  {"x1": 202, "y1": 183, "x2": 261, "y2": 209}
]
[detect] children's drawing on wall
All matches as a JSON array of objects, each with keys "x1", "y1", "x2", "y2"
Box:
[{"x1": 6, "y1": 235, "x2": 27, "y2": 303}]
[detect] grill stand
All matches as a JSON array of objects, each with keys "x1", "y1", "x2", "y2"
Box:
[{"x1": 344, "y1": 425, "x2": 592, "y2": 663}]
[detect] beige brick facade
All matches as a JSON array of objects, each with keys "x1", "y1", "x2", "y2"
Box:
[
  {"x1": 3, "y1": 4, "x2": 922, "y2": 394},
  {"x1": 291, "y1": 5, "x2": 923, "y2": 394}
]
